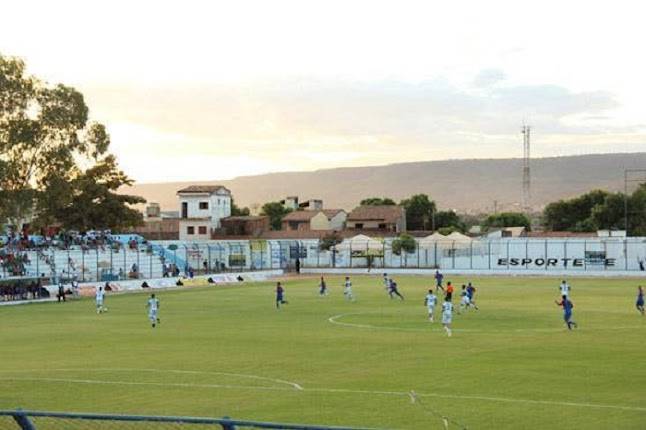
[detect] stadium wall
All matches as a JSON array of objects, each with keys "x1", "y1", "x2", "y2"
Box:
[{"x1": 42, "y1": 270, "x2": 283, "y2": 296}]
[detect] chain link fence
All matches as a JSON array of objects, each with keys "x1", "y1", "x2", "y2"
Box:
[{"x1": 0, "y1": 410, "x2": 378, "y2": 430}]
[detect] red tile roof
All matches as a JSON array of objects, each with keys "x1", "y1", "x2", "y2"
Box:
[{"x1": 347, "y1": 206, "x2": 405, "y2": 223}]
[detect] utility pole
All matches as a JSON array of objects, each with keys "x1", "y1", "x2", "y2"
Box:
[{"x1": 521, "y1": 125, "x2": 531, "y2": 214}]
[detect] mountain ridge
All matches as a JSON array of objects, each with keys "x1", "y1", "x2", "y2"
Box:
[{"x1": 120, "y1": 152, "x2": 646, "y2": 213}]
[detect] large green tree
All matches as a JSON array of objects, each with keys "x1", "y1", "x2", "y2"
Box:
[
  {"x1": 484, "y1": 212, "x2": 531, "y2": 230},
  {"x1": 400, "y1": 194, "x2": 436, "y2": 230},
  {"x1": 0, "y1": 54, "x2": 143, "y2": 231},
  {"x1": 542, "y1": 190, "x2": 609, "y2": 231},
  {"x1": 434, "y1": 210, "x2": 466, "y2": 232},
  {"x1": 360, "y1": 197, "x2": 396, "y2": 206},
  {"x1": 260, "y1": 202, "x2": 292, "y2": 230}
]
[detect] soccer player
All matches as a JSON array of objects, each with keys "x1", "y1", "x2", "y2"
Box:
[
  {"x1": 445, "y1": 281, "x2": 454, "y2": 301},
  {"x1": 434, "y1": 270, "x2": 445, "y2": 292},
  {"x1": 319, "y1": 276, "x2": 328, "y2": 297},
  {"x1": 95, "y1": 286, "x2": 106, "y2": 314},
  {"x1": 636, "y1": 285, "x2": 645, "y2": 316},
  {"x1": 559, "y1": 280, "x2": 571, "y2": 297},
  {"x1": 343, "y1": 276, "x2": 355, "y2": 301},
  {"x1": 383, "y1": 273, "x2": 390, "y2": 292},
  {"x1": 441, "y1": 297, "x2": 453, "y2": 337},
  {"x1": 276, "y1": 282, "x2": 288, "y2": 308},
  {"x1": 388, "y1": 279, "x2": 404, "y2": 300},
  {"x1": 458, "y1": 285, "x2": 470, "y2": 314},
  {"x1": 147, "y1": 293, "x2": 160, "y2": 328},
  {"x1": 466, "y1": 282, "x2": 479, "y2": 310},
  {"x1": 555, "y1": 295, "x2": 577, "y2": 330},
  {"x1": 424, "y1": 289, "x2": 437, "y2": 322}
]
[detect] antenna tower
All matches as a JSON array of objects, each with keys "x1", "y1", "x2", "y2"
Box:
[{"x1": 521, "y1": 125, "x2": 531, "y2": 213}]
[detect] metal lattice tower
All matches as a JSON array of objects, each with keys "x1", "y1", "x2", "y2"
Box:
[{"x1": 521, "y1": 125, "x2": 531, "y2": 213}]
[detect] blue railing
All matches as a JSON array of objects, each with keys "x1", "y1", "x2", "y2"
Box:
[{"x1": 0, "y1": 409, "x2": 382, "y2": 430}]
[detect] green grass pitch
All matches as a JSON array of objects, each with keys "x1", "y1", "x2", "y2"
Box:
[{"x1": 0, "y1": 275, "x2": 644, "y2": 429}]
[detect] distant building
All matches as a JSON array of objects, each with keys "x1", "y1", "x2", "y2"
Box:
[
  {"x1": 145, "y1": 203, "x2": 161, "y2": 219},
  {"x1": 281, "y1": 209, "x2": 346, "y2": 231},
  {"x1": 346, "y1": 206, "x2": 406, "y2": 233},
  {"x1": 281, "y1": 196, "x2": 300, "y2": 211},
  {"x1": 177, "y1": 185, "x2": 232, "y2": 241},
  {"x1": 220, "y1": 216, "x2": 270, "y2": 236},
  {"x1": 486, "y1": 227, "x2": 527, "y2": 239}
]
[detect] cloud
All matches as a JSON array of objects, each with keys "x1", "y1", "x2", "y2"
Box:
[
  {"x1": 79, "y1": 73, "x2": 640, "y2": 181},
  {"x1": 473, "y1": 68, "x2": 506, "y2": 88}
]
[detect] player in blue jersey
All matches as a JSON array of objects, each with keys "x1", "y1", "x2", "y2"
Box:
[
  {"x1": 424, "y1": 289, "x2": 438, "y2": 322},
  {"x1": 147, "y1": 293, "x2": 160, "y2": 328},
  {"x1": 555, "y1": 295, "x2": 577, "y2": 330},
  {"x1": 276, "y1": 282, "x2": 288, "y2": 309},
  {"x1": 319, "y1": 276, "x2": 328, "y2": 297},
  {"x1": 636, "y1": 285, "x2": 644, "y2": 316},
  {"x1": 434, "y1": 270, "x2": 445, "y2": 292},
  {"x1": 466, "y1": 282, "x2": 478, "y2": 310},
  {"x1": 388, "y1": 279, "x2": 405, "y2": 300}
]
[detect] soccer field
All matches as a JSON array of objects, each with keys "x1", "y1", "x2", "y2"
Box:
[{"x1": 0, "y1": 275, "x2": 644, "y2": 429}]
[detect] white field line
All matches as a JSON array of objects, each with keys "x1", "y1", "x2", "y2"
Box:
[
  {"x1": 327, "y1": 313, "x2": 643, "y2": 334},
  {"x1": 0, "y1": 368, "x2": 303, "y2": 391},
  {"x1": 2, "y1": 374, "x2": 645, "y2": 414}
]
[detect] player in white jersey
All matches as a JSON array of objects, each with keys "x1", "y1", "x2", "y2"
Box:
[
  {"x1": 441, "y1": 297, "x2": 453, "y2": 337},
  {"x1": 343, "y1": 276, "x2": 355, "y2": 301},
  {"x1": 383, "y1": 273, "x2": 390, "y2": 292},
  {"x1": 424, "y1": 289, "x2": 437, "y2": 322},
  {"x1": 559, "y1": 280, "x2": 571, "y2": 297},
  {"x1": 147, "y1": 293, "x2": 160, "y2": 328},
  {"x1": 95, "y1": 286, "x2": 106, "y2": 314},
  {"x1": 458, "y1": 285, "x2": 471, "y2": 314}
]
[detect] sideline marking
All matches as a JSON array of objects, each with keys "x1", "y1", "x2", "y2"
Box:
[
  {"x1": 0, "y1": 368, "x2": 303, "y2": 391},
  {"x1": 328, "y1": 313, "x2": 642, "y2": 334},
  {"x1": 2, "y1": 375, "x2": 645, "y2": 414}
]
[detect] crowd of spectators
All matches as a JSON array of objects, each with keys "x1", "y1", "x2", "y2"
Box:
[{"x1": 0, "y1": 278, "x2": 48, "y2": 302}]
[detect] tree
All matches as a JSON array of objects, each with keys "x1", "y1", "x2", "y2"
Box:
[
  {"x1": 231, "y1": 198, "x2": 250, "y2": 216},
  {"x1": 260, "y1": 202, "x2": 292, "y2": 230},
  {"x1": 484, "y1": 212, "x2": 531, "y2": 230},
  {"x1": 542, "y1": 190, "x2": 608, "y2": 231},
  {"x1": 360, "y1": 197, "x2": 396, "y2": 206},
  {"x1": 434, "y1": 210, "x2": 466, "y2": 232},
  {"x1": 400, "y1": 194, "x2": 436, "y2": 230},
  {"x1": 0, "y1": 54, "x2": 143, "y2": 230},
  {"x1": 319, "y1": 232, "x2": 342, "y2": 251},
  {"x1": 391, "y1": 234, "x2": 416, "y2": 256},
  {"x1": 34, "y1": 155, "x2": 145, "y2": 231}
]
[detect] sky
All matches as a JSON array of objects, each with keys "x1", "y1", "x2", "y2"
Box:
[{"x1": 1, "y1": 0, "x2": 645, "y2": 183}]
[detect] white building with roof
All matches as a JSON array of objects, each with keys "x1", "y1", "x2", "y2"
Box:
[{"x1": 177, "y1": 185, "x2": 232, "y2": 241}]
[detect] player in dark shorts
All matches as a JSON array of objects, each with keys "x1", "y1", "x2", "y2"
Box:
[
  {"x1": 636, "y1": 285, "x2": 644, "y2": 316},
  {"x1": 445, "y1": 281, "x2": 454, "y2": 301},
  {"x1": 555, "y1": 295, "x2": 577, "y2": 330},
  {"x1": 388, "y1": 280, "x2": 404, "y2": 300},
  {"x1": 434, "y1": 270, "x2": 445, "y2": 292},
  {"x1": 276, "y1": 282, "x2": 288, "y2": 309},
  {"x1": 319, "y1": 276, "x2": 328, "y2": 296}
]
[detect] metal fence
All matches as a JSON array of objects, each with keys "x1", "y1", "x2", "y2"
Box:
[
  {"x1": 0, "y1": 410, "x2": 378, "y2": 430},
  {"x1": 2, "y1": 238, "x2": 646, "y2": 283}
]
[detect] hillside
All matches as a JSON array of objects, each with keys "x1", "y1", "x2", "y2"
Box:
[{"x1": 120, "y1": 153, "x2": 646, "y2": 213}]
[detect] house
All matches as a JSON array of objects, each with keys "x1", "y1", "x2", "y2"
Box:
[
  {"x1": 177, "y1": 185, "x2": 232, "y2": 240},
  {"x1": 280, "y1": 196, "x2": 324, "y2": 211},
  {"x1": 486, "y1": 226, "x2": 527, "y2": 239},
  {"x1": 220, "y1": 216, "x2": 270, "y2": 236},
  {"x1": 282, "y1": 210, "x2": 347, "y2": 231},
  {"x1": 346, "y1": 206, "x2": 406, "y2": 233}
]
